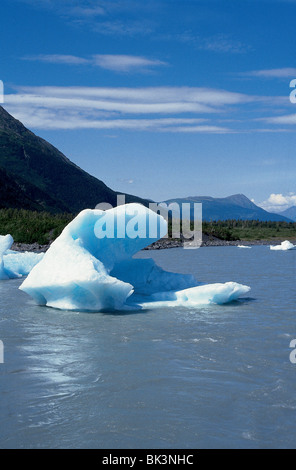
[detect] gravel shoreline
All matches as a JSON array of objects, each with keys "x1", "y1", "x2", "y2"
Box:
[
  {"x1": 10, "y1": 235, "x2": 296, "y2": 253},
  {"x1": 144, "y1": 236, "x2": 296, "y2": 250}
]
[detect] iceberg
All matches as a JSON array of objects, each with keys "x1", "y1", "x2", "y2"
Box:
[
  {"x1": 270, "y1": 240, "x2": 295, "y2": 251},
  {"x1": 0, "y1": 234, "x2": 44, "y2": 280},
  {"x1": 133, "y1": 282, "x2": 251, "y2": 309},
  {"x1": 0, "y1": 235, "x2": 17, "y2": 279},
  {"x1": 20, "y1": 204, "x2": 250, "y2": 311}
]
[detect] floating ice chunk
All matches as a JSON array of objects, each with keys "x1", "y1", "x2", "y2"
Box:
[
  {"x1": 0, "y1": 234, "x2": 44, "y2": 280},
  {"x1": 270, "y1": 240, "x2": 295, "y2": 251},
  {"x1": 20, "y1": 234, "x2": 134, "y2": 311},
  {"x1": 0, "y1": 235, "x2": 17, "y2": 279},
  {"x1": 20, "y1": 205, "x2": 166, "y2": 311},
  {"x1": 4, "y1": 251, "x2": 44, "y2": 276},
  {"x1": 136, "y1": 282, "x2": 251, "y2": 308},
  {"x1": 237, "y1": 245, "x2": 251, "y2": 249},
  {"x1": 0, "y1": 234, "x2": 13, "y2": 256},
  {"x1": 20, "y1": 204, "x2": 250, "y2": 312}
]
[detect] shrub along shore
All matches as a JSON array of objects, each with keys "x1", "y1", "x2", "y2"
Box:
[{"x1": 0, "y1": 208, "x2": 295, "y2": 251}]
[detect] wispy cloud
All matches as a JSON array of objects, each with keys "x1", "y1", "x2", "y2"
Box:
[
  {"x1": 6, "y1": 93, "x2": 214, "y2": 114},
  {"x1": 22, "y1": 54, "x2": 167, "y2": 73},
  {"x1": 91, "y1": 19, "x2": 154, "y2": 37},
  {"x1": 165, "y1": 32, "x2": 249, "y2": 54},
  {"x1": 243, "y1": 68, "x2": 296, "y2": 79},
  {"x1": 263, "y1": 113, "x2": 296, "y2": 124},
  {"x1": 20, "y1": 0, "x2": 158, "y2": 37},
  {"x1": 13, "y1": 85, "x2": 250, "y2": 105},
  {"x1": 68, "y1": 5, "x2": 105, "y2": 17},
  {"x1": 118, "y1": 178, "x2": 134, "y2": 184},
  {"x1": 3, "y1": 84, "x2": 292, "y2": 133},
  {"x1": 23, "y1": 54, "x2": 89, "y2": 65},
  {"x1": 2, "y1": 108, "x2": 223, "y2": 132},
  {"x1": 92, "y1": 55, "x2": 167, "y2": 72},
  {"x1": 3, "y1": 85, "x2": 248, "y2": 132},
  {"x1": 198, "y1": 35, "x2": 248, "y2": 54}
]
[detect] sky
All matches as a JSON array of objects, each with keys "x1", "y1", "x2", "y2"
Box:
[{"x1": 1, "y1": 0, "x2": 296, "y2": 212}]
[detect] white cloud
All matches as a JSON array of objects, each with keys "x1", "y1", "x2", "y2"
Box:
[
  {"x1": 22, "y1": 54, "x2": 167, "y2": 73},
  {"x1": 4, "y1": 105, "x2": 226, "y2": 132},
  {"x1": 5, "y1": 93, "x2": 215, "y2": 114},
  {"x1": 13, "y1": 85, "x2": 250, "y2": 105},
  {"x1": 3, "y1": 84, "x2": 256, "y2": 132},
  {"x1": 23, "y1": 54, "x2": 89, "y2": 65},
  {"x1": 3, "y1": 84, "x2": 289, "y2": 133},
  {"x1": 264, "y1": 114, "x2": 296, "y2": 125},
  {"x1": 244, "y1": 68, "x2": 296, "y2": 78},
  {"x1": 257, "y1": 193, "x2": 296, "y2": 212},
  {"x1": 161, "y1": 125, "x2": 231, "y2": 134},
  {"x1": 92, "y1": 54, "x2": 167, "y2": 72}
]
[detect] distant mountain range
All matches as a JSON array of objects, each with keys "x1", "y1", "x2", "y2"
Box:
[
  {"x1": 0, "y1": 105, "x2": 294, "y2": 223},
  {"x1": 164, "y1": 194, "x2": 293, "y2": 222},
  {"x1": 0, "y1": 106, "x2": 148, "y2": 213},
  {"x1": 276, "y1": 206, "x2": 296, "y2": 222}
]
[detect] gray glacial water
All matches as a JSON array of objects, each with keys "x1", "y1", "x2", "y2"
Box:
[{"x1": 0, "y1": 245, "x2": 295, "y2": 449}]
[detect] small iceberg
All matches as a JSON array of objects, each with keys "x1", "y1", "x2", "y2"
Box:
[
  {"x1": 20, "y1": 204, "x2": 250, "y2": 311},
  {"x1": 0, "y1": 234, "x2": 44, "y2": 280},
  {"x1": 270, "y1": 240, "x2": 295, "y2": 251},
  {"x1": 237, "y1": 245, "x2": 251, "y2": 249}
]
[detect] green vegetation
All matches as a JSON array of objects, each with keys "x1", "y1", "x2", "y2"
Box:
[
  {"x1": 202, "y1": 219, "x2": 296, "y2": 241},
  {"x1": 0, "y1": 209, "x2": 74, "y2": 244},
  {"x1": 0, "y1": 209, "x2": 295, "y2": 245},
  {"x1": 167, "y1": 218, "x2": 296, "y2": 241}
]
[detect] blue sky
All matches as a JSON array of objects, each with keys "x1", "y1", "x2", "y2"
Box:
[{"x1": 1, "y1": 0, "x2": 296, "y2": 212}]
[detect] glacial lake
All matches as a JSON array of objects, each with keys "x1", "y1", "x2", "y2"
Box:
[{"x1": 0, "y1": 245, "x2": 295, "y2": 449}]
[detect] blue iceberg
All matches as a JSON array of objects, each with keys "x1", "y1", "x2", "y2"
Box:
[
  {"x1": 20, "y1": 204, "x2": 250, "y2": 311},
  {"x1": 0, "y1": 234, "x2": 44, "y2": 280}
]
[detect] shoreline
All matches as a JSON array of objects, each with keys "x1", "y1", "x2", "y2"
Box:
[
  {"x1": 10, "y1": 236, "x2": 296, "y2": 253},
  {"x1": 144, "y1": 237, "x2": 296, "y2": 250}
]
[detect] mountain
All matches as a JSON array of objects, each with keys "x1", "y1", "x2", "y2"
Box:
[
  {"x1": 0, "y1": 106, "x2": 148, "y2": 213},
  {"x1": 277, "y1": 206, "x2": 296, "y2": 222},
  {"x1": 164, "y1": 194, "x2": 293, "y2": 222},
  {"x1": 1, "y1": 105, "x2": 293, "y2": 223}
]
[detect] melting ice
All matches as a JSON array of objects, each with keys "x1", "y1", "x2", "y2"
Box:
[
  {"x1": 19, "y1": 204, "x2": 250, "y2": 311},
  {"x1": 270, "y1": 240, "x2": 295, "y2": 251},
  {"x1": 0, "y1": 234, "x2": 43, "y2": 280}
]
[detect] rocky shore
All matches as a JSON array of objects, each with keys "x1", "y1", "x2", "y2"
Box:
[
  {"x1": 11, "y1": 242, "x2": 50, "y2": 253},
  {"x1": 144, "y1": 234, "x2": 294, "y2": 250},
  {"x1": 10, "y1": 234, "x2": 296, "y2": 253}
]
